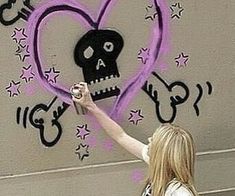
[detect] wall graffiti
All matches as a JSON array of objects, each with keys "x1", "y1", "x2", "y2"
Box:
[
  {"x1": 74, "y1": 29, "x2": 123, "y2": 101},
  {"x1": 75, "y1": 124, "x2": 91, "y2": 161},
  {"x1": 170, "y1": 2, "x2": 184, "y2": 19},
  {"x1": 142, "y1": 72, "x2": 190, "y2": 123},
  {"x1": 75, "y1": 143, "x2": 89, "y2": 161},
  {"x1": 11, "y1": 27, "x2": 27, "y2": 45},
  {"x1": 21, "y1": 0, "x2": 168, "y2": 113},
  {"x1": 6, "y1": 80, "x2": 21, "y2": 97},
  {"x1": 175, "y1": 52, "x2": 189, "y2": 68},
  {"x1": 145, "y1": 4, "x2": 158, "y2": 21},
  {"x1": 128, "y1": 109, "x2": 144, "y2": 125},
  {"x1": 0, "y1": 0, "x2": 34, "y2": 26},
  {"x1": 44, "y1": 67, "x2": 60, "y2": 84},
  {"x1": 142, "y1": 72, "x2": 213, "y2": 123},
  {"x1": 20, "y1": 65, "x2": 35, "y2": 83},
  {"x1": 16, "y1": 96, "x2": 69, "y2": 147},
  {"x1": 1, "y1": 0, "x2": 213, "y2": 153},
  {"x1": 193, "y1": 82, "x2": 213, "y2": 116}
]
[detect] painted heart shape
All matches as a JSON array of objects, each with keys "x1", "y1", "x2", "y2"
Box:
[{"x1": 26, "y1": 0, "x2": 170, "y2": 118}]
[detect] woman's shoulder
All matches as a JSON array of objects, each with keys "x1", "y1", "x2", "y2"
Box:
[{"x1": 165, "y1": 180, "x2": 193, "y2": 196}]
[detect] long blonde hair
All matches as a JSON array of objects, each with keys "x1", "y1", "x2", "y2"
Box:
[{"x1": 146, "y1": 123, "x2": 198, "y2": 196}]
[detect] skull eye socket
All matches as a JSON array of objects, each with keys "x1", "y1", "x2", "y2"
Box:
[
  {"x1": 83, "y1": 46, "x2": 94, "y2": 59},
  {"x1": 103, "y1": 42, "x2": 114, "y2": 52}
]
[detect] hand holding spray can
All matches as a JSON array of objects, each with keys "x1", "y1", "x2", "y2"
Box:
[{"x1": 70, "y1": 84, "x2": 87, "y2": 115}]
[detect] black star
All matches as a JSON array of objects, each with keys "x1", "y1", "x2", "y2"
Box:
[
  {"x1": 15, "y1": 45, "x2": 30, "y2": 62},
  {"x1": 145, "y1": 4, "x2": 158, "y2": 21},
  {"x1": 75, "y1": 143, "x2": 89, "y2": 161},
  {"x1": 170, "y1": 3, "x2": 184, "y2": 19}
]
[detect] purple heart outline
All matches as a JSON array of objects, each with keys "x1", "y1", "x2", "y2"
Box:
[{"x1": 26, "y1": 0, "x2": 170, "y2": 117}]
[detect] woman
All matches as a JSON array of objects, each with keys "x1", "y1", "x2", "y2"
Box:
[{"x1": 71, "y1": 82, "x2": 198, "y2": 196}]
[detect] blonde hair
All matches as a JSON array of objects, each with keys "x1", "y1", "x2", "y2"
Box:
[{"x1": 146, "y1": 123, "x2": 198, "y2": 196}]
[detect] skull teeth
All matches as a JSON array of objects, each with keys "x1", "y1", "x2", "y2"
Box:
[
  {"x1": 92, "y1": 85, "x2": 118, "y2": 96},
  {"x1": 88, "y1": 74, "x2": 119, "y2": 85}
]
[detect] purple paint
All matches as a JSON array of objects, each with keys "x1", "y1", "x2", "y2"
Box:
[
  {"x1": 175, "y1": 52, "x2": 189, "y2": 67},
  {"x1": 6, "y1": 80, "x2": 21, "y2": 97},
  {"x1": 138, "y1": 48, "x2": 150, "y2": 64},
  {"x1": 76, "y1": 124, "x2": 90, "y2": 140},
  {"x1": 157, "y1": 63, "x2": 169, "y2": 73},
  {"x1": 128, "y1": 109, "x2": 144, "y2": 125},
  {"x1": 23, "y1": 82, "x2": 37, "y2": 96},
  {"x1": 102, "y1": 138, "x2": 114, "y2": 151},
  {"x1": 131, "y1": 169, "x2": 144, "y2": 183},
  {"x1": 20, "y1": 65, "x2": 35, "y2": 83},
  {"x1": 11, "y1": 28, "x2": 27, "y2": 45},
  {"x1": 86, "y1": 135, "x2": 97, "y2": 148}
]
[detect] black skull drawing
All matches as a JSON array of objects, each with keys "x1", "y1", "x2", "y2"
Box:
[{"x1": 74, "y1": 29, "x2": 124, "y2": 101}]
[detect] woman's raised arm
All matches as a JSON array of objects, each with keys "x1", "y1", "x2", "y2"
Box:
[{"x1": 71, "y1": 82, "x2": 146, "y2": 160}]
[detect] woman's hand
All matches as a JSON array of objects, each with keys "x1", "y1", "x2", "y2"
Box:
[{"x1": 70, "y1": 82, "x2": 96, "y2": 110}]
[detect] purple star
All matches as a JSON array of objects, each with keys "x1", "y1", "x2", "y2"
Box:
[
  {"x1": 138, "y1": 48, "x2": 150, "y2": 64},
  {"x1": 20, "y1": 65, "x2": 35, "y2": 83},
  {"x1": 131, "y1": 169, "x2": 144, "y2": 183},
  {"x1": 44, "y1": 67, "x2": 60, "y2": 84},
  {"x1": 6, "y1": 80, "x2": 21, "y2": 97},
  {"x1": 11, "y1": 28, "x2": 28, "y2": 46},
  {"x1": 128, "y1": 110, "x2": 144, "y2": 125},
  {"x1": 102, "y1": 139, "x2": 114, "y2": 151},
  {"x1": 170, "y1": 3, "x2": 184, "y2": 19},
  {"x1": 15, "y1": 45, "x2": 30, "y2": 62},
  {"x1": 75, "y1": 143, "x2": 89, "y2": 161},
  {"x1": 76, "y1": 124, "x2": 90, "y2": 140},
  {"x1": 145, "y1": 4, "x2": 157, "y2": 21},
  {"x1": 175, "y1": 52, "x2": 189, "y2": 67}
]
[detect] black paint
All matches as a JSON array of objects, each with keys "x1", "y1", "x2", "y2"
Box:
[
  {"x1": 206, "y1": 81, "x2": 213, "y2": 95},
  {"x1": 75, "y1": 143, "x2": 89, "y2": 161},
  {"x1": 23, "y1": 106, "x2": 29, "y2": 128},
  {"x1": 16, "y1": 107, "x2": 21, "y2": 125},
  {"x1": 0, "y1": 0, "x2": 34, "y2": 26},
  {"x1": 142, "y1": 72, "x2": 189, "y2": 123},
  {"x1": 193, "y1": 84, "x2": 203, "y2": 116},
  {"x1": 74, "y1": 29, "x2": 123, "y2": 100},
  {"x1": 16, "y1": 97, "x2": 69, "y2": 147}
]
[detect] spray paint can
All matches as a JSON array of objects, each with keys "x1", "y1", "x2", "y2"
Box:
[{"x1": 70, "y1": 85, "x2": 87, "y2": 115}]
